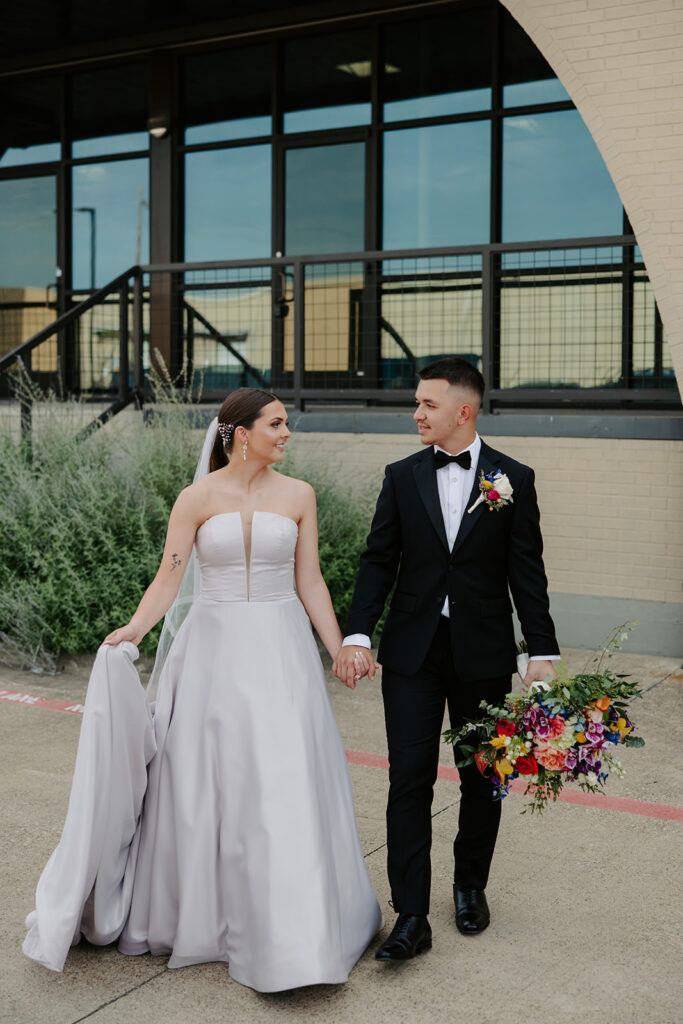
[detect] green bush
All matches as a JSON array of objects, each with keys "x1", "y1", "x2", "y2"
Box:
[
  {"x1": 0, "y1": 392, "x2": 378, "y2": 671},
  {"x1": 0, "y1": 393, "x2": 200, "y2": 670}
]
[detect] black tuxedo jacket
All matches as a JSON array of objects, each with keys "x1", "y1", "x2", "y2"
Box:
[{"x1": 346, "y1": 441, "x2": 559, "y2": 681}]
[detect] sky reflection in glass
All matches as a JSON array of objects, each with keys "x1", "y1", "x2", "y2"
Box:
[
  {"x1": 286, "y1": 143, "x2": 364, "y2": 255},
  {"x1": 0, "y1": 143, "x2": 61, "y2": 168},
  {"x1": 185, "y1": 116, "x2": 271, "y2": 145},
  {"x1": 185, "y1": 145, "x2": 271, "y2": 261},
  {"x1": 384, "y1": 88, "x2": 491, "y2": 122},
  {"x1": 383, "y1": 121, "x2": 490, "y2": 249},
  {"x1": 502, "y1": 110, "x2": 622, "y2": 242},
  {"x1": 72, "y1": 132, "x2": 148, "y2": 159},
  {"x1": 72, "y1": 158, "x2": 149, "y2": 288},
  {"x1": 284, "y1": 103, "x2": 371, "y2": 134},
  {"x1": 0, "y1": 176, "x2": 56, "y2": 288},
  {"x1": 503, "y1": 78, "x2": 571, "y2": 107}
]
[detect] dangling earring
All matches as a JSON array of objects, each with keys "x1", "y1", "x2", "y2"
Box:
[{"x1": 242, "y1": 438, "x2": 248, "y2": 462}]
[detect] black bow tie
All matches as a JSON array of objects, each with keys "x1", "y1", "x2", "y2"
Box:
[{"x1": 434, "y1": 449, "x2": 472, "y2": 471}]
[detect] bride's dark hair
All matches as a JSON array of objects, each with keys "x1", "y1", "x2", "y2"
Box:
[{"x1": 210, "y1": 387, "x2": 280, "y2": 471}]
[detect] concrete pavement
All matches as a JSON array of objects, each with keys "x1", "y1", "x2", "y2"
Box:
[{"x1": 1, "y1": 647, "x2": 682, "y2": 1024}]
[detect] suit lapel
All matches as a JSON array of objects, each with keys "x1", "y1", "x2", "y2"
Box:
[
  {"x1": 413, "y1": 450, "x2": 449, "y2": 552},
  {"x1": 450, "y1": 443, "x2": 499, "y2": 557}
]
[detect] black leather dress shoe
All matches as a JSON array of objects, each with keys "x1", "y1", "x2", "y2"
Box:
[
  {"x1": 374, "y1": 914, "x2": 432, "y2": 960},
  {"x1": 454, "y1": 887, "x2": 490, "y2": 935}
]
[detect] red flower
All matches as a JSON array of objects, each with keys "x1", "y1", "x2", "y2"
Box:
[
  {"x1": 474, "y1": 750, "x2": 493, "y2": 777},
  {"x1": 496, "y1": 719, "x2": 517, "y2": 737},
  {"x1": 515, "y1": 754, "x2": 538, "y2": 775},
  {"x1": 487, "y1": 489, "x2": 500, "y2": 501}
]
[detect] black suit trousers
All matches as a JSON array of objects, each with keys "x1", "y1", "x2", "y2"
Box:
[{"x1": 381, "y1": 617, "x2": 511, "y2": 915}]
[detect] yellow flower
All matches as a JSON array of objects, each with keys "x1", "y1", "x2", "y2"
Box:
[
  {"x1": 616, "y1": 717, "x2": 632, "y2": 739},
  {"x1": 482, "y1": 480, "x2": 493, "y2": 491},
  {"x1": 576, "y1": 732, "x2": 587, "y2": 744},
  {"x1": 494, "y1": 758, "x2": 514, "y2": 783},
  {"x1": 489, "y1": 735, "x2": 507, "y2": 749}
]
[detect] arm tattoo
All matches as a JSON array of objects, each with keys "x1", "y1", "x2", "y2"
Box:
[{"x1": 170, "y1": 552, "x2": 182, "y2": 571}]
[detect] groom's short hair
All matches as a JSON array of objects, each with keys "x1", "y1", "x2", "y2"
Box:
[{"x1": 419, "y1": 356, "x2": 485, "y2": 402}]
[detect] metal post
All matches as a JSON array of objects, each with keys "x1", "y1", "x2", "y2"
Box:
[
  {"x1": 621, "y1": 242, "x2": 634, "y2": 388},
  {"x1": 118, "y1": 284, "x2": 130, "y2": 402},
  {"x1": 653, "y1": 303, "x2": 664, "y2": 385},
  {"x1": 293, "y1": 261, "x2": 305, "y2": 411},
  {"x1": 19, "y1": 351, "x2": 33, "y2": 442},
  {"x1": 186, "y1": 305, "x2": 195, "y2": 392},
  {"x1": 75, "y1": 206, "x2": 96, "y2": 388},
  {"x1": 481, "y1": 249, "x2": 495, "y2": 414},
  {"x1": 132, "y1": 271, "x2": 145, "y2": 395}
]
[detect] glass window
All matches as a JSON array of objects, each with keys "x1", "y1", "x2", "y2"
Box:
[
  {"x1": 184, "y1": 44, "x2": 272, "y2": 145},
  {"x1": 502, "y1": 9, "x2": 570, "y2": 107},
  {"x1": 0, "y1": 176, "x2": 56, "y2": 366},
  {"x1": 184, "y1": 145, "x2": 271, "y2": 261},
  {"x1": 383, "y1": 9, "x2": 491, "y2": 122},
  {"x1": 72, "y1": 159, "x2": 149, "y2": 288},
  {"x1": 0, "y1": 176, "x2": 56, "y2": 288},
  {"x1": 383, "y1": 122, "x2": 490, "y2": 250},
  {"x1": 0, "y1": 77, "x2": 61, "y2": 167},
  {"x1": 283, "y1": 29, "x2": 371, "y2": 133},
  {"x1": 502, "y1": 110, "x2": 623, "y2": 242},
  {"x1": 72, "y1": 63, "x2": 148, "y2": 158},
  {"x1": 285, "y1": 143, "x2": 365, "y2": 255}
]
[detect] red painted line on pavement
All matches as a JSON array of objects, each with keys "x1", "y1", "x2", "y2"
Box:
[
  {"x1": 3, "y1": 691, "x2": 681, "y2": 823},
  {"x1": 0, "y1": 689, "x2": 85, "y2": 715},
  {"x1": 344, "y1": 749, "x2": 683, "y2": 823},
  {"x1": 346, "y1": 749, "x2": 389, "y2": 771}
]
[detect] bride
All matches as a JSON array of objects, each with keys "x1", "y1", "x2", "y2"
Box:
[{"x1": 23, "y1": 387, "x2": 382, "y2": 992}]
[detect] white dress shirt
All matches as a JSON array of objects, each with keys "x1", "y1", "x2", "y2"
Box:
[{"x1": 343, "y1": 434, "x2": 558, "y2": 662}]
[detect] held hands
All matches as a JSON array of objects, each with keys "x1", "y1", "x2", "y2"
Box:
[
  {"x1": 102, "y1": 621, "x2": 144, "y2": 647},
  {"x1": 332, "y1": 645, "x2": 378, "y2": 691},
  {"x1": 522, "y1": 659, "x2": 557, "y2": 690}
]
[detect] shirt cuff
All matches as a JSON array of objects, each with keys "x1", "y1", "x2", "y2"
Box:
[
  {"x1": 342, "y1": 634, "x2": 372, "y2": 649},
  {"x1": 529, "y1": 654, "x2": 561, "y2": 661}
]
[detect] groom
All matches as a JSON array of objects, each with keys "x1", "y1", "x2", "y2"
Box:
[{"x1": 334, "y1": 357, "x2": 559, "y2": 960}]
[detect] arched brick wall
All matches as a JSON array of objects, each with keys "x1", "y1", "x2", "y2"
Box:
[{"x1": 501, "y1": 0, "x2": 683, "y2": 395}]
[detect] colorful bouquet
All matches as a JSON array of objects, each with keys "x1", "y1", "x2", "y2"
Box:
[{"x1": 443, "y1": 626, "x2": 645, "y2": 814}]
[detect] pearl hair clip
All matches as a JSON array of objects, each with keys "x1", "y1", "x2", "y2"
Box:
[{"x1": 217, "y1": 422, "x2": 235, "y2": 444}]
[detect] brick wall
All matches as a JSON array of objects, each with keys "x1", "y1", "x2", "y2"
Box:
[{"x1": 500, "y1": 0, "x2": 683, "y2": 394}]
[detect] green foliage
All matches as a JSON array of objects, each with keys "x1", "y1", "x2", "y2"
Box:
[
  {"x1": 0, "y1": 389, "x2": 199, "y2": 670},
  {"x1": 0, "y1": 388, "x2": 379, "y2": 670},
  {"x1": 278, "y1": 452, "x2": 380, "y2": 637}
]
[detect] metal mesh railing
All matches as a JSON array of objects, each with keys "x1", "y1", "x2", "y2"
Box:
[
  {"x1": 494, "y1": 245, "x2": 672, "y2": 393},
  {"x1": 1, "y1": 239, "x2": 678, "y2": 427}
]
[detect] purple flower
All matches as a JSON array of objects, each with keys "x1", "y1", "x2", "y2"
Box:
[
  {"x1": 584, "y1": 722, "x2": 605, "y2": 747},
  {"x1": 577, "y1": 748, "x2": 600, "y2": 770},
  {"x1": 522, "y1": 707, "x2": 537, "y2": 729},
  {"x1": 564, "y1": 749, "x2": 578, "y2": 770},
  {"x1": 534, "y1": 712, "x2": 552, "y2": 738}
]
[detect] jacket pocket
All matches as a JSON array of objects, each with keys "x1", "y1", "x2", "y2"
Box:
[
  {"x1": 477, "y1": 596, "x2": 513, "y2": 617},
  {"x1": 391, "y1": 590, "x2": 417, "y2": 613}
]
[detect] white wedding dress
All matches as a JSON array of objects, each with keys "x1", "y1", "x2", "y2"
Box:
[{"x1": 24, "y1": 510, "x2": 381, "y2": 992}]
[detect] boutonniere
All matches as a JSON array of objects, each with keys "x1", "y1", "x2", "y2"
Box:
[{"x1": 467, "y1": 470, "x2": 514, "y2": 514}]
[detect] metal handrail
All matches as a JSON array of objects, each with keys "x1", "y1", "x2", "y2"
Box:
[
  {"x1": 0, "y1": 266, "x2": 140, "y2": 375},
  {"x1": 1, "y1": 235, "x2": 677, "y2": 434},
  {"x1": 140, "y1": 233, "x2": 637, "y2": 275}
]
